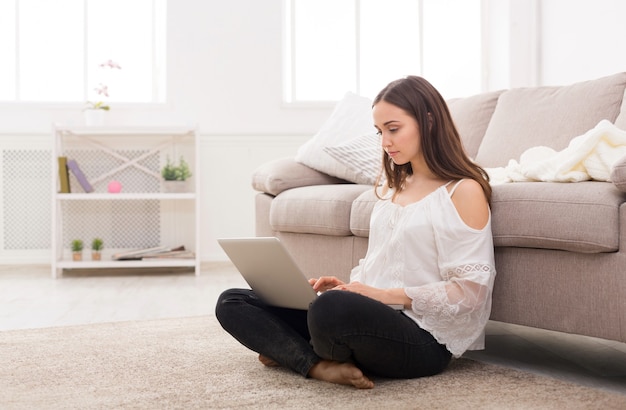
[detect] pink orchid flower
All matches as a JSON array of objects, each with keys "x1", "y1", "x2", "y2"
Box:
[
  {"x1": 94, "y1": 83, "x2": 109, "y2": 97},
  {"x1": 99, "y1": 59, "x2": 122, "y2": 69}
]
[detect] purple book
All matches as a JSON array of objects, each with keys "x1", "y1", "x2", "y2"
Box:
[{"x1": 66, "y1": 159, "x2": 94, "y2": 193}]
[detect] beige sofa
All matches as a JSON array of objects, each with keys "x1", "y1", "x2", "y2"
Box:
[{"x1": 252, "y1": 73, "x2": 626, "y2": 344}]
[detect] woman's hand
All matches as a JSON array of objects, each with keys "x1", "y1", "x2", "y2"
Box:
[
  {"x1": 335, "y1": 281, "x2": 381, "y2": 300},
  {"x1": 336, "y1": 281, "x2": 412, "y2": 308},
  {"x1": 308, "y1": 276, "x2": 345, "y2": 292},
  {"x1": 309, "y1": 278, "x2": 385, "y2": 301},
  {"x1": 309, "y1": 278, "x2": 412, "y2": 308}
]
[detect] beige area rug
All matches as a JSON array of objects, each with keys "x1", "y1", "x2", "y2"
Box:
[{"x1": 1, "y1": 316, "x2": 625, "y2": 410}]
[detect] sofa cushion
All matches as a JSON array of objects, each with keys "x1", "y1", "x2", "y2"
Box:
[
  {"x1": 350, "y1": 189, "x2": 379, "y2": 237},
  {"x1": 252, "y1": 157, "x2": 346, "y2": 196},
  {"x1": 447, "y1": 90, "x2": 504, "y2": 159},
  {"x1": 491, "y1": 181, "x2": 624, "y2": 253},
  {"x1": 610, "y1": 154, "x2": 626, "y2": 192},
  {"x1": 614, "y1": 88, "x2": 626, "y2": 130},
  {"x1": 270, "y1": 184, "x2": 372, "y2": 236},
  {"x1": 476, "y1": 72, "x2": 626, "y2": 168}
]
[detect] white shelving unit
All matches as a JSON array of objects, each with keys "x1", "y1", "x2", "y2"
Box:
[{"x1": 51, "y1": 125, "x2": 200, "y2": 278}]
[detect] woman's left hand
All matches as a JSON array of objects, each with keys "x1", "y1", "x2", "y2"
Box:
[
  {"x1": 309, "y1": 276, "x2": 345, "y2": 292},
  {"x1": 333, "y1": 281, "x2": 380, "y2": 299},
  {"x1": 335, "y1": 281, "x2": 411, "y2": 308}
]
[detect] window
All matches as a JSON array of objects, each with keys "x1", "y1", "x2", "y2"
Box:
[
  {"x1": 0, "y1": 0, "x2": 166, "y2": 104},
  {"x1": 284, "y1": 0, "x2": 482, "y2": 102}
]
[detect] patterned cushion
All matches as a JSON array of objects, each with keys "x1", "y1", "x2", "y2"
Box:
[{"x1": 323, "y1": 133, "x2": 382, "y2": 185}]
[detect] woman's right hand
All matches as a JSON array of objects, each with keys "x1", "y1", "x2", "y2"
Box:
[{"x1": 308, "y1": 276, "x2": 345, "y2": 293}]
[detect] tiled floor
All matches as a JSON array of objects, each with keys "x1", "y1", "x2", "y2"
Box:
[{"x1": 1, "y1": 263, "x2": 625, "y2": 395}]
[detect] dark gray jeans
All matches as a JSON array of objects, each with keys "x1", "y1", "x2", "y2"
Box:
[{"x1": 215, "y1": 288, "x2": 451, "y2": 378}]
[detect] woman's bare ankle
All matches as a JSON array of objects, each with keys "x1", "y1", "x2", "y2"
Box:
[{"x1": 308, "y1": 360, "x2": 374, "y2": 389}]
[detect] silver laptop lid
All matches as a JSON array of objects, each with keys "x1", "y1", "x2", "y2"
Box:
[{"x1": 217, "y1": 237, "x2": 318, "y2": 310}]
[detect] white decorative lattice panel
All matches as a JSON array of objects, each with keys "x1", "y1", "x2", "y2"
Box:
[
  {"x1": 59, "y1": 148, "x2": 162, "y2": 250},
  {"x1": 65, "y1": 149, "x2": 160, "y2": 194},
  {"x1": 61, "y1": 200, "x2": 161, "y2": 250},
  {"x1": 2, "y1": 149, "x2": 51, "y2": 250}
]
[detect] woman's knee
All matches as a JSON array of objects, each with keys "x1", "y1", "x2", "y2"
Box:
[
  {"x1": 309, "y1": 291, "x2": 344, "y2": 317},
  {"x1": 215, "y1": 288, "x2": 251, "y2": 319},
  {"x1": 308, "y1": 291, "x2": 359, "y2": 333}
]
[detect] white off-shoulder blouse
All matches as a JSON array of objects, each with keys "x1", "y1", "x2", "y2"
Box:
[{"x1": 350, "y1": 180, "x2": 496, "y2": 357}]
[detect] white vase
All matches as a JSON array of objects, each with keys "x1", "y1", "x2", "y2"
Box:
[
  {"x1": 84, "y1": 109, "x2": 106, "y2": 126},
  {"x1": 163, "y1": 180, "x2": 189, "y2": 193}
]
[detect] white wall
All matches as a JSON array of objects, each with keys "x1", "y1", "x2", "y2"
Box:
[
  {"x1": 166, "y1": 0, "x2": 330, "y2": 260},
  {"x1": 485, "y1": 0, "x2": 626, "y2": 89},
  {"x1": 538, "y1": 0, "x2": 626, "y2": 85},
  {"x1": 1, "y1": 0, "x2": 626, "y2": 263}
]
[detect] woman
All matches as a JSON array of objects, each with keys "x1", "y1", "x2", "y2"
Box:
[{"x1": 215, "y1": 76, "x2": 496, "y2": 389}]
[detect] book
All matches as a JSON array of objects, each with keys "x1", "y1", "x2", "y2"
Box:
[
  {"x1": 112, "y1": 245, "x2": 185, "y2": 261},
  {"x1": 66, "y1": 159, "x2": 94, "y2": 193},
  {"x1": 57, "y1": 156, "x2": 71, "y2": 193}
]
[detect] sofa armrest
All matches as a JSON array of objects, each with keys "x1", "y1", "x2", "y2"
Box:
[
  {"x1": 611, "y1": 154, "x2": 626, "y2": 193},
  {"x1": 252, "y1": 157, "x2": 347, "y2": 196}
]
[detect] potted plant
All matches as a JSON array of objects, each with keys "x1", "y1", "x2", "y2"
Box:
[
  {"x1": 71, "y1": 239, "x2": 84, "y2": 261},
  {"x1": 91, "y1": 238, "x2": 104, "y2": 261},
  {"x1": 161, "y1": 156, "x2": 192, "y2": 192}
]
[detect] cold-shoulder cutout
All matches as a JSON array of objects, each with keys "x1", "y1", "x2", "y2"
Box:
[{"x1": 447, "y1": 179, "x2": 490, "y2": 230}]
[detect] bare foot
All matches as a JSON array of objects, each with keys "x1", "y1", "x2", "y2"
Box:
[
  {"x1": 258, "y1": 354, "x2": 280, "y2": 367},
  {"x1": 308, "y1": 360, "x2": 374, "y2": 389}
]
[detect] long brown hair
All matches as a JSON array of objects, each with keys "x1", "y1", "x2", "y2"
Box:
[{"x1": 373, "y1": 76, "x2": 491, "y2": 202}]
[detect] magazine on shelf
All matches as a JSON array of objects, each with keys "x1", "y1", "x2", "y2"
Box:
[
  {"x1": 141, "y1": 250, "x2": 195, "y2": 260},
  {"x1": 112, "y1": 245, "x2": 186, "y2": 261}
]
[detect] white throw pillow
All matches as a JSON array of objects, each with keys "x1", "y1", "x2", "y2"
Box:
[
  {"x1": 323, "y1": 133, "x2": 382, "y2": 185},
  {"x1": 295, "y1": 92, "x2": 375, "y2": 184}
]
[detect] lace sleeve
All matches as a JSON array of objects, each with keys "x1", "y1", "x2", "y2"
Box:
[
  {"x1": 405, "y1": 262, "x2": 495, "y2": 356},
  {"x1": 401, "y1": 194, "x2": 498, "y2": 356}
]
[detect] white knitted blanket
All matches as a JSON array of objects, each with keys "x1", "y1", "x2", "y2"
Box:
[{"x1": 486, "y1": 120, "x2": 626, "y2": 185}]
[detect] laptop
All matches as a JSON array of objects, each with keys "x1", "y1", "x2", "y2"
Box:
[
  {"x1": 217, "y1": 237, "x2": 318, "y2": 310},
  {"x1": 217, "y1": 237, "x2": 404, "y2": 311}
]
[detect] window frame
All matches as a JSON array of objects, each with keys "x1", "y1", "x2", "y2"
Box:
[{"x1": 282, "y1": 0, "x2": 488, "y2": 105}]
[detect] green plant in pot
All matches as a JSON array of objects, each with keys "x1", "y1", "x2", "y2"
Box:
[
  {"x1": 91, "y1": 238, "x2": 104, "y2": 261},
  {"x1": 71, "y1": 239, "x2": 84, "y2": 261},
  {"x1": 161, "y1": 156, "x2": 192, "y2": 193}
]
